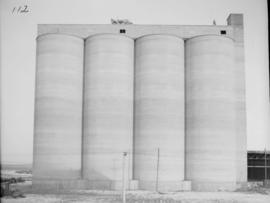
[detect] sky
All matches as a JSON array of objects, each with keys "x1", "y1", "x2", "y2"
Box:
[{"x1": 0, "y1": 0, "x2": 269, "y2": 164}]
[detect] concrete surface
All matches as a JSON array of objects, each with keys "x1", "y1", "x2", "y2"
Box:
[
  {"x1": 33, "y1": 34, "x2": 84, "y2": 181},
  {"x1": 134, "y1": 35, "x2": 187, "y2": 191},
  {"x1": 228, "y1": 15, "x2": 248, "y2": 183},
  {"x1": 185, "y1": 35, "x2": 238, "y2": 191},
  {"x1": 38, "y1": 24, "x2": 234, "y2": 40},
  {"x1": 83, "y1": 34, "x2": 135, "y2": 189}
]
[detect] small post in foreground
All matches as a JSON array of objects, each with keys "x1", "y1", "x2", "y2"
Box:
[
  {"x1": 156, "y1": 148, "x2": 160, "y2": 192},
  {"x1": 122, "y1": 152, "x2": 127, "y2": 203}
]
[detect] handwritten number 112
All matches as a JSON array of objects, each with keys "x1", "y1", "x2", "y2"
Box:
[{"x1": 12, "y1": 5, "x2": 29, "y2": 13}]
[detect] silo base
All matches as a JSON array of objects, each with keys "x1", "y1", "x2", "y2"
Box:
[
  {"x1": 138, "y1": 180, "x2": 191, "y2": 192},
  {"x1": 83, "y1": 179, "x2": 139, "y2": 190},
  {"x1": 191, "y1": 181, "x2": 237, "y2": 191},
  {"x1": 236, "y1": 181, "x2": 248, "y2": 190},
  {"x1": 32, "y1": 179, "x2": 88, "y2": 193},
  {"x1": 32, "y1": 179, "x2": 139, "y2": 192}
]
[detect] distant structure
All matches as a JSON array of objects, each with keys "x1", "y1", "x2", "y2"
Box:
[
  {"x1": 33, "y1": 14, "x2": 247, "y2": 192},
  {"x1": 111, "y1": 18, "x2": 133, "y2": 24},
  {"x1": 213, "y1": 19, "x2": 216, "y2": 25},
  {"x1": 248, "y1": 150, "x2": 270, "y2": 181}
]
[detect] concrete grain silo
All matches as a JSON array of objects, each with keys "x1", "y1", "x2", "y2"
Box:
[
  {"x1": 83, "y1": 34, "x2": 136, "y2": 190},
  {"x1": 134, "y1": 35, "x2": 189, "y2": 191},
  {"x1": 33, "y1": 34, "x2": 84, "y2": 189},
  {"x1": 185, "y1": 35, "x2": 238, "y2": 191},
  {"x1": 33, "y1": 14, "x2": 249, "y2": 192}
]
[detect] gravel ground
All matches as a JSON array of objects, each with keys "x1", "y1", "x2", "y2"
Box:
[
  {"x1": 1, "y1": 170, "x2": 270, "y2": 203},
  {"x1": 2, "y1": 189, "x2": 270, "y2": 203}
]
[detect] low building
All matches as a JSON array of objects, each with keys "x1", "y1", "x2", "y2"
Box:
[{"x1": 248, "y1": 150, "x2": 270, "y2": 181}]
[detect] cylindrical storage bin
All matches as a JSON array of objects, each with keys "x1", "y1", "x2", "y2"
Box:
[
  {"x1": 83, "y1": 34, "x2": 135, "y2": 190},
  {"x1": 33, "y1": 34, "x2": 84, "y2": 184},
  {"x1": 134, "y1": 35, "x2": 188, "y2": 192},
  {"x1": 185, "y1": 35, "x2": 238, "y2": 191}
]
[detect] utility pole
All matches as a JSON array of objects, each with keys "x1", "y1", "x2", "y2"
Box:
[
  {"x1": 155, "y1": 148, "x2": 160, "y2": 192},
  {"x1": 122, "y1": 152, "x2": 127, "y2": 203}
]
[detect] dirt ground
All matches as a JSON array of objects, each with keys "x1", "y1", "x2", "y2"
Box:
[
  {"x1": 1, "y1": 170, "x2": 270, "y2": 203},
  {"x1": 2, "y1": 189, "x2": 270, "y2": 203}
]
